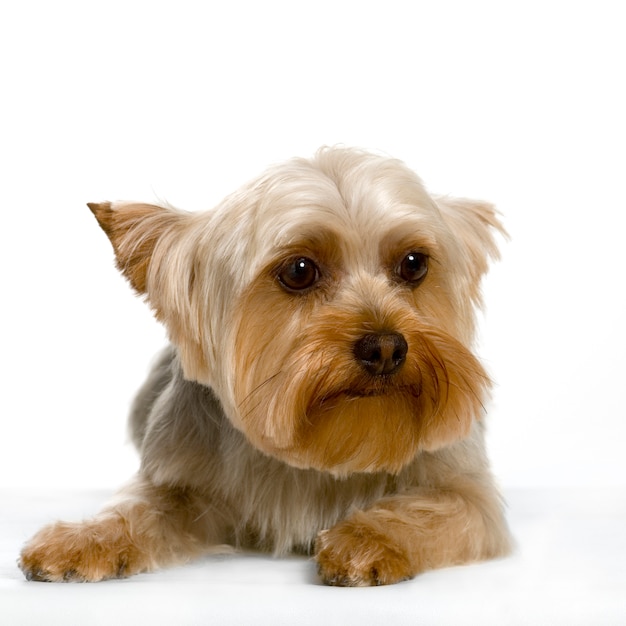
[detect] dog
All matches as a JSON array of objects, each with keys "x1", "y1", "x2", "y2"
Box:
[{"x1": 19, "y1": 147, "x2": 511, "y2": 586}]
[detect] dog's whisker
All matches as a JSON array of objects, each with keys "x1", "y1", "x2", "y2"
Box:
[{"x1": 238, "y1": 370, "x2": 284, "y2": 410}]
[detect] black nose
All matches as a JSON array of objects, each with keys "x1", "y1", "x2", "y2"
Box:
[{"x1": 353, "y1": 332, "x2": 408, "y2": 376}]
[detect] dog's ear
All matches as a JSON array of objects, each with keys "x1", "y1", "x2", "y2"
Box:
[
  {"x1": 88, "y1": 201, "x2": 214, "y2": 384},
  {"x1": 88, "y1": 202, "x2": 187, "y2": 295},
  {"x1": 434, "y1": 196, "x2": 507, "y2": 305}
]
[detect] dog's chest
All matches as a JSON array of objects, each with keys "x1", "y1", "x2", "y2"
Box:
[{"x1": 218, "y1": 444, "x2": 394, "y2": 553}]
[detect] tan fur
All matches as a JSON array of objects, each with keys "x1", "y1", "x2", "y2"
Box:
[
  {"x1": 20, "y1": 147, "x2": 511, "y2": 586},
  {"x1": 19, "y1": 478, "x2": 224, "y2": 582}
]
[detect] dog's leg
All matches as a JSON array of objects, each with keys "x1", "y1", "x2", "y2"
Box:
[
  {"x1": 19, "y1": 475, "x2": 225, "y2": 582},
  {"x1": 315, "y1": 477, "x2": 511, "y2": 586}
]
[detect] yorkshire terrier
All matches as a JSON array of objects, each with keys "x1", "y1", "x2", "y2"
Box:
[{"x1": 19, "y1": 147, "x2": 511, "y2": 586}]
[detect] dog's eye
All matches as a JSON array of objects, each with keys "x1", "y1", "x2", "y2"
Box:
[
  {"x1": 278, "y1": 257, "x2": 319, "y2": 292},
  {"x1": 397, "y1": 252, "x2": 428, "y2": 285}
]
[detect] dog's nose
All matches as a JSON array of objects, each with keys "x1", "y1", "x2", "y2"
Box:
[{"x1": 353, "y1": 332, "x2": 408, "y2": 376}]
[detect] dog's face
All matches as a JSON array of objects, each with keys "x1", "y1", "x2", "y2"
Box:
[{"x1": 90, "y1": 148, "x2": 503, "y2": 475}]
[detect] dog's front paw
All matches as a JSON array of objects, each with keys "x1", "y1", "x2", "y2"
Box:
[
  {"x1": 314, "y1": 514, "x2": 412, "y2": 587},
  {"x1": 19, "y1": 515, "x2": 147, "y2": 582}
]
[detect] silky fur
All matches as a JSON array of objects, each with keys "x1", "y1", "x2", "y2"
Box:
[{"x1": 19, "y1": 147, "x2": 512, "y2": 586}]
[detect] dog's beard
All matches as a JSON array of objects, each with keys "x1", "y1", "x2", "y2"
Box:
[{"x1": 234, "y1": 317, "x2": 490, "y2": 476}]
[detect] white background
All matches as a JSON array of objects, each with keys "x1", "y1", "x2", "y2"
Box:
[{"x1": 1, "y1": 0, "x2": 625, "y2": 493}]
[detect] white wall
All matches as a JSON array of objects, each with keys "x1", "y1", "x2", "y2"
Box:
[{"x1": 2, "y1": 0, "x2": 624, "y2": 489}]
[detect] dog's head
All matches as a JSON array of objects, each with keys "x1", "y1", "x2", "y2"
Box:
[{"x1": 90, "y1": 147, "x2": 504, "y2": 475}]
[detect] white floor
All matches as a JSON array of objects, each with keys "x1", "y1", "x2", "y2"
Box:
[{"x1": 1, "y1": 488, "x2": 624, "y2": 625}]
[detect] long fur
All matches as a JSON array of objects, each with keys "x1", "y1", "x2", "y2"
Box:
[{"x1": 19, "y1": 147, "x2": 511, "y2": 586}]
